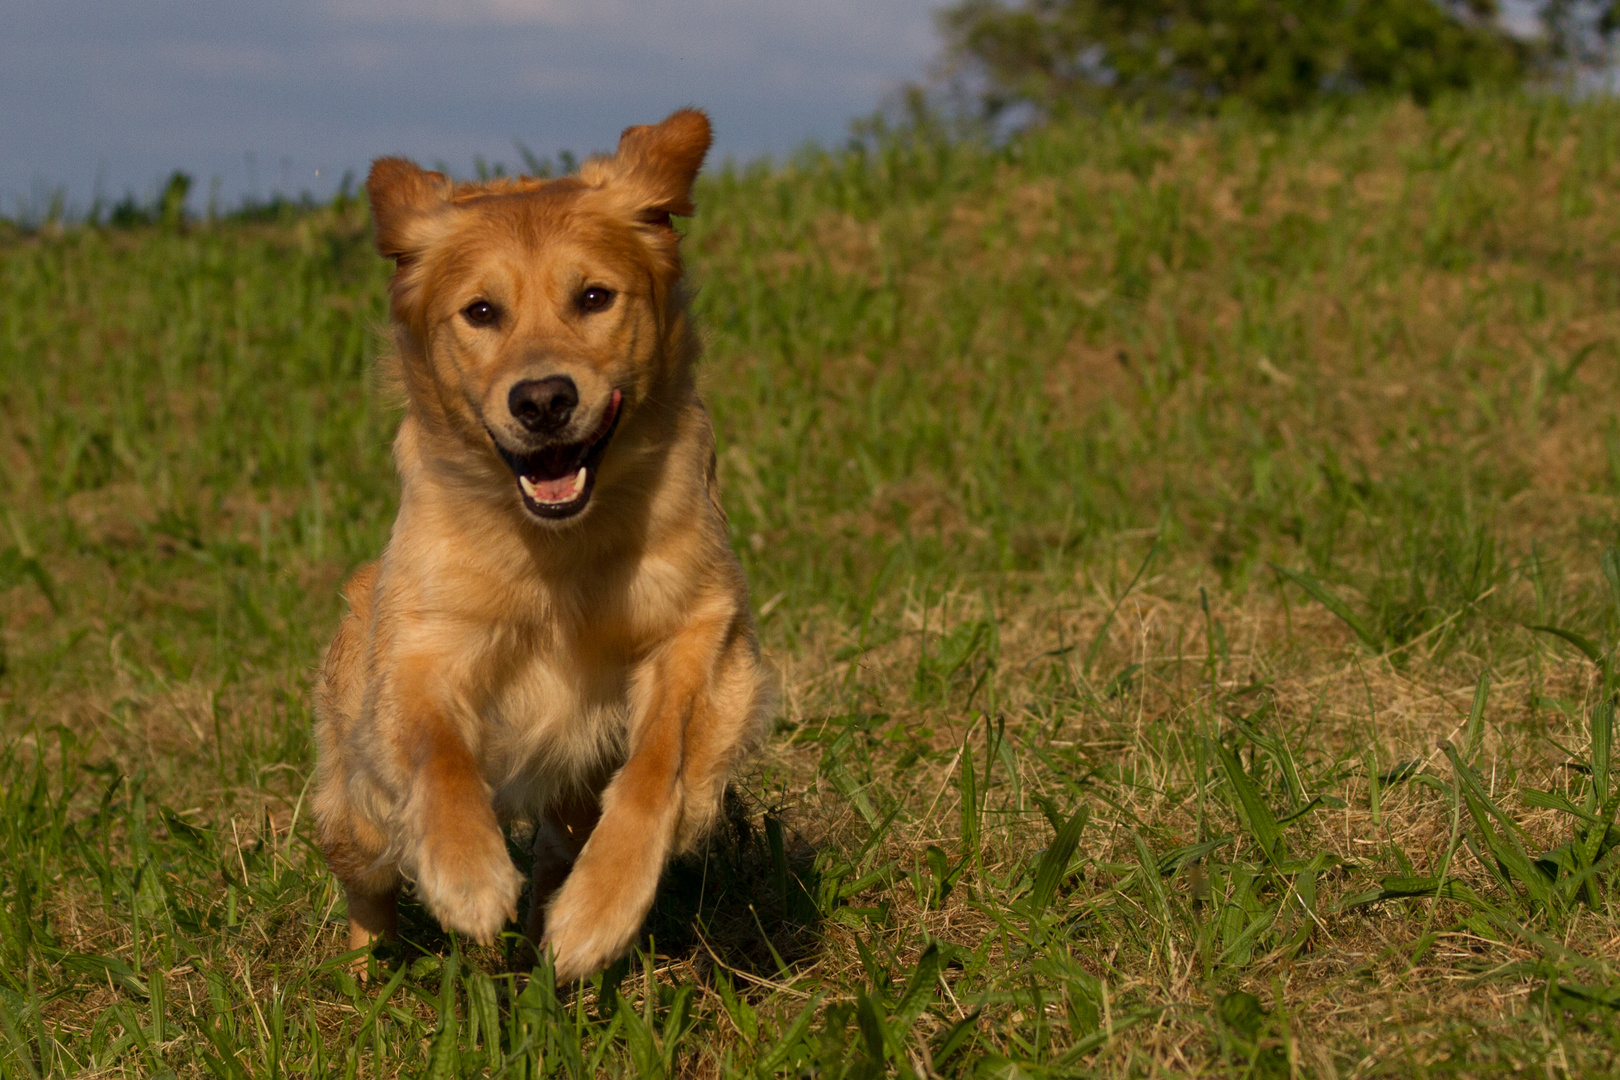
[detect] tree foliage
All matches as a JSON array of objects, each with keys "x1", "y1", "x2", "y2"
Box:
[{"x1": 936, "y1": 0, "x2": 1614, "y2": 116}]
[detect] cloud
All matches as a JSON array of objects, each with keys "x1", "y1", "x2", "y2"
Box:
[
  {"x1": 157, "y1": 42, "x2": 283, "y2": 79},
  {"x1": 327, "y1": 0, "x2": 590, "y2": 28},
  {"x1": 325, "y1": 0, "x2": 936, "y2": 53}
]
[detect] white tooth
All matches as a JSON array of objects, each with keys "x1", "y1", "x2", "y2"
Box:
[
  {"x1": 572, "y1": 466, "x2": 587, "y2": 494},
  {"x1": 520, "y1": 476, "x2": 538, "y2": 499}
]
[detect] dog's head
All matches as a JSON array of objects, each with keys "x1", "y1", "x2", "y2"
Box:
[{"x1": 366, "y1": 109, "x2": 712, "y2": 525}]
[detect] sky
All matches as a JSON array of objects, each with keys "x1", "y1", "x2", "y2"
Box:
[{"x1": 0, "y1": 0, "x2": 944, "y2": 217}]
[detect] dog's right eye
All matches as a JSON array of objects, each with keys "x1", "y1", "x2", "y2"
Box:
[
  {"x1": 462, "y1": 300, "x2": 500, "y2": 327},
  {"x1": 578, "y1": 287, "x2": 616, "y2": 314}
]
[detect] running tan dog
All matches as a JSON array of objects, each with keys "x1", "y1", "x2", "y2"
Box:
[{"x1": 311, "y1": 109, "x2": 771, "y2": 981}]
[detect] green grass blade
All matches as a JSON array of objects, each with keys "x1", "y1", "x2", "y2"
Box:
[
  {"x1": 0, "y1": 990, "x2": 41, "y2": 1080},
  {"x1": 754, "y1": 994, "x2": 823, "y2": 1073},
  {"x1": 1215, "y1": 742, "x2": 1284, "y2": 866},
  {"x1": 1602, "y1": 547, "x2": 1620, "y2": 623},
  {"x1": 931, "y1": 1009, "x2": 981, "y2": 1067},
  {"x1": 1337, "y1": 875, "x2": 1504, "y2": 916},
  {"x1": 1476, "y1": 911, "x2": 1617, "y2": 977},
  {"x1": 1051, "y1": 1007, "x2": 1157, "y2": 1066},
  {"x1": 1528, "y1": 624, "x2": 1606, "y2": 666},
  {"x1": 765, "y1": 814, "x2": 790, "y2": 913},
  {"x1": 1270, "y1": 564, "x2": 1382, "y2": 651},
  {"x1": 1521, "y1": 787, "x2": 1599, "y2": 824},
  {"x1": 1030, "y1": 804, "x2": 1089, "y2": 917},
  {"x1": 1441, "y1": 742, "x2": 1557, "y2": 914},
  {"x1": 40, "y1": 949, "x2": 148, "y2": 999},
  {"x1": 1156, "y1": 837, "x2": 1233, "y2": 876},
  {"x1": 353, "y1": 963, "x2": 408, "y2": 1047},
  {"x1": 850, "y1": 801, "x2": 904, "y2": 871},
  {"x1": 854, "y1": 989, "x2": 889, "y2": 1066},
  {"x1": 1465, "y1": 673, "x2": 1490, "y2": 764},
  {"x1": 1594, "y1": 701, "x2": 1614, "y2": 810},
  {"x1": 1580, "y1": 783, "x2": 1620, "y2": 866},
  {"x1": 1561, "y1": 835, "x2": 1620, "y2": 901},
  {"x1": 1131, "y1": 831, "x2": 1170, "y2": 922},
  {"x1": 958, "y1": 731, "x2": 980, "y2": 860},
  {"x1": 894, "y1": 942, "x2": 942, "y2": 1025}
]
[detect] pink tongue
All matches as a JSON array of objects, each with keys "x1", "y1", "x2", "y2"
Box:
[{"x1": 530, "y1": 476, "x2": 577, "y2": 503}]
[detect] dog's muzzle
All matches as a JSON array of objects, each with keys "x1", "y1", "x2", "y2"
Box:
[{"x1": 493, "y1": 389, "x2": 622, "y2": 520}]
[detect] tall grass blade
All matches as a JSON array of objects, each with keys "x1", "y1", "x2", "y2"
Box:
[
  {"x1": 1441, "y1": 741, "x2": 1557, "y2": 915},
  {"x1": 854, "y1": 989, "x2": 889, "y2": 1067},
  {"x1": 894, "y1": 942, "x2": 942, "y2": 1025},
  {"x1": 1030, "y1": 805, "x2": 1089, "y2": 916},
  {"x1": 1522, "y1": 787, "x2": 1600, "y2": 823},
  {"x1": 0, "y1": 990, "x2": 41, "y2": 1080},
  {"x1": 1156, "y1": 837, "x2": 1232, "y2": 876},
  {"x1": 765, "y1": 814, "x2": 790, "y2": 913},
  {"x1": 1131, "y1": 831, "x2": 1170, "y2": 922},
  {"x1": 755, "y1": 994, "x2": 823, "y2": 1073},
  {"x1": 1601, "y1": 547, "x2": 1620, "y2": 622},
  {"x1": 1215, "y1": 742, "x2": 1284, "y2": 866},
  {"x1": 1270, "y1": 565, "x2": 1382, "y2": 651},
  {"x1": 1528, "y1": 624, "x2": 1605, "y2": 667},
  {"x1": 1465, "y1": 673, "x2": 1490, "y2": 764},
  {"x1": 1051, "y1": 1008, "x2": 1157, "y2": 1065},
  {"x1": 959, "y1": 731, "x2": 980, "y2": 859},
  {"x1": 1594, "y1": 700, "x2": 1613, "y2": 809},
  {"x1": 1338, "y1": 875, "x2": 1503, "y2": 915},
  {"x1": 932, "y1": 1009, "x2": 981, "y2": 1067}
]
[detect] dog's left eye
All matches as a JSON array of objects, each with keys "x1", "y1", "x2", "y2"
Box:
[
  {"x1": 578, "y1": 287, "x2": 615, "y2": 313},
  {"x1": 462, "y1": 300, "x2": 500, "y2": 326}
]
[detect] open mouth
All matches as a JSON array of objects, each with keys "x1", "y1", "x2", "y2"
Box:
[{"x1": 494, "y1": 389, "x2": 622, "y2": 520}]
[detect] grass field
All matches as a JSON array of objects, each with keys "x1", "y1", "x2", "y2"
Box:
[{"x1": 3, "y1": 91, "x2": 1620, "y2": 1077}]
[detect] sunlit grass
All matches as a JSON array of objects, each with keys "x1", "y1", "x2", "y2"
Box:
[{"x1": 3, "y1": 90, "x2": 1620, "y2": 1076}]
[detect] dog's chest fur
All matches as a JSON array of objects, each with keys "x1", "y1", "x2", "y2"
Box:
[
  {"x1": 445, "y1": 548, "x2": 697, "y2": 821},
  {"x1": 479, "y1": 611, "x2": 635, "y2": 816}
]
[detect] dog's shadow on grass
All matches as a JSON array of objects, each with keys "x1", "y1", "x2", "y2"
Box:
[
  {"x1": 642, "y1": 788, "x2": 824, "y2": 981},
  {"x1": 380, "y1": 788, "x2": 823, "y2": 983}
]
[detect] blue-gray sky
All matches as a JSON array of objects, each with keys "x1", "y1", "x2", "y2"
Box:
[{"x1": 1, "y1": 0, "x2": 944, "y2": 216}]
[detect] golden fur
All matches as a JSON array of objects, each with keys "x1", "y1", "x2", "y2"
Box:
[{"x1": 310, "y1": 110, "x2": 772, "y2": 980}]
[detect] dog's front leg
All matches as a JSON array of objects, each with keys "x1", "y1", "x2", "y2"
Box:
[
  {"x1": 541, "y1": 613, "x2": 731, "y2": 981},
  {"x1": 390, "y1": 664, "x2": 525, "y2": 945}
]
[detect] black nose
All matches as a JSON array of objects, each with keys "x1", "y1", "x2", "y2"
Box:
[{"x1": 508, "y1": 376, "x2": 578, "y2": 434}]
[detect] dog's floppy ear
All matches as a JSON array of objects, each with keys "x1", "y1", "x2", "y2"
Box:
[
  {"x1": 366, "y1": 157, "x2": 453, "y2": 262},
  {"x1": 580, "y1": 109, "x2": 712, "y2": 235}
]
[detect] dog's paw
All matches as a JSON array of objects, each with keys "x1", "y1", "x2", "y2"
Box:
[
  {"x1": 542, "y1": 850, "x2": 659, "y2": 981},
  {"x1": 413, "y1": 825, "x2": 524, "y2": 945}
]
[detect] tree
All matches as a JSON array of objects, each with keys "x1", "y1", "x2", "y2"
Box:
[
  {"x1": 1542, "y1": 0, "x2": 1620, "y2": 67},
  {"x1": 935, "y1": 0, "x2": 1611, "y2": 117}
]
